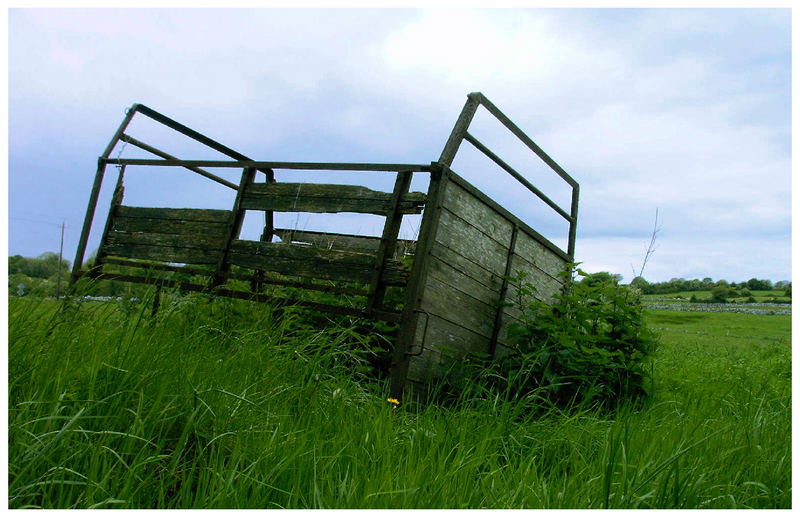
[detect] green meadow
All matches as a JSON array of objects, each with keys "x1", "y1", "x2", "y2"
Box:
[
  {"x1": 8, "y1": 294, "x2": 791, "y2": 508},
  {"x1": 644, "y1": 290, "x2": 790, "y2": 303}
]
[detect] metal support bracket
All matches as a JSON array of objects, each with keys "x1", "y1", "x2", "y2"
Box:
[{"x1": 404, "y1": 308, "x2": 431, "y2": 357}]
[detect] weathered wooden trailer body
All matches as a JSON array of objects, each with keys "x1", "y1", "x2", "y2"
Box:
[{"x1": 72, "y1": 93, "x2": 579, "y2": 399}]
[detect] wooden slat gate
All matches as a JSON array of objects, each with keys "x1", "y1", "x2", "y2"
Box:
[{"x1": 72, "y1": 93, "x2": 579, "y2": 401}]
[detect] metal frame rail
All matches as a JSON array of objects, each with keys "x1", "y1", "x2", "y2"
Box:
[
  {"x1": 438, "y1": 92, "x2": 579, "y2": 259},
  {"x1": 71, "y1": 103, "x2": 432, "y2": 323}
]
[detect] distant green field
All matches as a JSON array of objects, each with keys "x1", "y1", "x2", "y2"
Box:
[
  {"x1": 8, "y1": 296, "x2": 792, "y2": 509},
  {"x1": 644, "y1": 309, "x2": 791, "y2": 396},
  {"x1": 644, "y1": 290, "x2": 789, "y2": 303}
]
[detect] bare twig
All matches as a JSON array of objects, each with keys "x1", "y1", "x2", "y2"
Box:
[{"x1": 637, "y1": 208, "x2": 661, "y2": 279}]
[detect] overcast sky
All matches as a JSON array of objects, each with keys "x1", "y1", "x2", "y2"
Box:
[{"x1": 7, "y1": 8, "x2": 791, "y2": 284}]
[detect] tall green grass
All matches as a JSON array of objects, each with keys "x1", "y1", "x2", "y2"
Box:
[{"x1": 8, "y1": 293, "x2": 791, "y2": 508}]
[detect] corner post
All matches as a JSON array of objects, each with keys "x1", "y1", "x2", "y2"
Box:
[
  {"x1": 213, "y1": 166, "x2": 257, "y2": 289},
  {"x1": 568, "y1": 185, "x2": 580, "y2": 259},
  {"x1": 389, "y1": 163, "x2": 450, "y2": 402},
  {"x1": 438, "y1": 93, "x2": 481, "y2": 168},
  {"x1": 252, "y1": 169, "x2": 276, "y2": 293},
  {"x1": 71, "y1": 105, "x2": 139, "y2": 285}
]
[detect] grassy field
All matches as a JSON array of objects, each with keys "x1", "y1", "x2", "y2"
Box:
[
  {"x1": 644, "y1": 289, "x2": 790, "y2": 303},
  {"x1": 7, "y1": 293, "x2": 791, "y2": 508}
]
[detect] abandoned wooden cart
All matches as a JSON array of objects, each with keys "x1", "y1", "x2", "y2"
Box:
[{"x1": 71, "y1": 92, "x2": 579, "y2": 399}]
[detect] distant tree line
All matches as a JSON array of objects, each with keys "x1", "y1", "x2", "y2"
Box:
[
  {"x1": 9, "y1": 252, "x2": 70, "y2": 279},
  {"x1": 8, "y1": 253, "x2": 71, "y2": 297},
  {"x1": 579, "y1": 272, "x2": 790, "y2": 300},
  {"x1": 9, "y1": 250, "x2": 215, "y2": 299},
  {"x1": 8, "y1": 252, "x2": 792, "y2": 301},
  {"x1": 628, "y1": 275, "x2": 789, "y2": 295},
  {"x1": 9, "y1": 251, "x2": 146, "y2": 298}
]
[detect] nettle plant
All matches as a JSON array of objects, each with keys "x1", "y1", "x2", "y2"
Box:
[{"x1": 497, "y1": 265, "x2": 658, "y2": 409}]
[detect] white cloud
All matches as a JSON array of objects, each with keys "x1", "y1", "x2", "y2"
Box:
[{"x1": 8, "y1": 8, "x2": 791, "y2": 283}]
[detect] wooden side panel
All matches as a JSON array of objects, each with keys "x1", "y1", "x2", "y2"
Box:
[
  {"x1": 101, "y1": 205, "x2": 231, "y2": 265},
  {"x1": 405, "y1": 181, "x2": 514, "y2": 385},
  {"x1": 241, "y1": 182, "x2": 426, "y2": 215},
  {"x1": 506, "y1": 250, "x2": 563, "y2": 304},
  {"x1": 406, "y1": 315, "x2": 490, "y2": 384},
  {"x1": 228, "y1": 240, "x2": 409, "y2": 286},
  {"x1": 512, "y1": 229, "x2": 566, "y2": 280},
  {"x1": 434, "y1": 210, "x2": 509, "y2": 272},
  {"x1": 494, "y1": 239, "x2": 567, "y2": 350},
  {"x1": 405, "y1": 176, "x2": 569, "y2": 386}
]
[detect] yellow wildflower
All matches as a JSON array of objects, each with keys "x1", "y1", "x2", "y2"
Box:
[{"x1": 387, "y1": 398, "x2": 400, "y2": 405}]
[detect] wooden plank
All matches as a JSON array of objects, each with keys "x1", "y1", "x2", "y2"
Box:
[
  {"x1": 105, "y1": 231, "x2": 227, "y2": 250},
  {"x1": 406, "y1": 348, "x2": 443, "y2": 385},
  {"x1": 492, "y1": 250, "x2": 565, "y2": 351},
  {"x1": 419, "y1": 274, "x2": 498, "y2": 340},
  {"x1": 379, "y1": 263, "x2": 411, "y2": 286},
  {"x1": 101, "y1": 243, "x2": 223, "y2": 265},
  {"x1": 426, "y1": 252, "x2": 502, "y2": 307},
  {"x1": 112, "y1": 216, "x2": 228, "y2": 236},
  {"x1": 241, "y1": 182, "x2": 426, "y2": 215},
  {"x1": 85, "y1": 271, "x2": 401, "y2": 323},
  {"x1": 228, "y1": 240, "x2": 409, "y2": 285},
  {"x1": 428, "y1": 245, "x2": 504, "y2": 295},
  {"x1": 231, "y1": 239, "x2": 375, "y2": 265},
  {"x1": 494, "y1": 268, "x2": 565, "y2": 351},
  {"x1": 447, "y1": 173, "x2": 571, "y2": 262},
  {"x1": 440, "y1": 179, "x2": 514, "y2": 248},
  {"x1": 406, "y1": 314, "x2": 491, "y2": 384},
  {"x1": 275, "y1": 228, "x2": 417, "y2": 256},
  {"x1": 496, "y1": 307, "x2": 528, "y2": 351},
  {"x1": 99, "y1": 256, "x2": 371, "y2": 296},
  {"x1": 99, "y1": 257, "x2": 216, "y2": 277},
  {"x1": 493, "y1": 342, "x2": 518, "y2": 361},
  {"x1": 434, "y1": 209, "x2": 509, "y2": 275},
  {"x1": 507, "y1": 252, "x2": 564, "y2": 301},
  {"x1": 512, "y1": 230, "x2": 567, "y2": 280},
  {"x1": 229, "y1": 244, "x2": 370, "y2": 284},
  {"x1": 115, "y1": 205, "x2": 232, "y2": 224}
]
